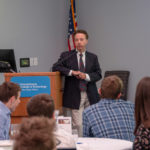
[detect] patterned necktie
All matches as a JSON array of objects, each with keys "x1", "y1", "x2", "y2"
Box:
[{"x1": 79, "y1": 53, "x2": 87, "y2": 91}]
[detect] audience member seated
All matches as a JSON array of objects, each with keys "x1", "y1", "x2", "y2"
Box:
[
  {"x1": 13, "y1": 116, "x2": 56, "y2": 150},
  {"x1": 83, "y1": 75, "x2": 135, "y2": 141},
  {"x1": 27, "y1": 93, "x2": 75, "y2": 148},
  {"x1": 0, "y1": 82, "x2": 21, "y2": 140},
  {"x1": 133, "y1": 77, "x2": 150, "y2": 149}
]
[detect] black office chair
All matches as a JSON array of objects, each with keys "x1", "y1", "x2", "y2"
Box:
[{"x1": 104, "y1": 70, "x2": 130, "y2": 100}]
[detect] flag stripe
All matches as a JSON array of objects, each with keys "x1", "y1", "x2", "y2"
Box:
[
  {"x1": 68, "y1": 39, "x2": 71, "y2": 51},
  {"x1": 69, "y1": 35, "x2": 75, "y2": 49}
]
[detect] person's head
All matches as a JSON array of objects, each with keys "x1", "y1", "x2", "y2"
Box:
[
  {"x1": 99, "y1": 75, "x2": 123, "y2": 99},
  {"x1": 0, "y1": 81, "x2": 21, "y2": 112},
  {"x1": 13, "y1": 117, "x2": 56, "y2": 150},
  {"x1": 134, "y1": 77, "x2": 150, "y2": 134},
  {"x1": 73, "y1": 29, "x2": 88, "y2": 52},
  {"x1": 27, "y1": 93, "x2": 55, "y2": 118}
]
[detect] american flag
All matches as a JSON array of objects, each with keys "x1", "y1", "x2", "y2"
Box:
[{"x1": 68, "y1": 0, "x2": 77, "y2": 51}]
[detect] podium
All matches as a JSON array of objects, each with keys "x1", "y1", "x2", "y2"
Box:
[{"x1": 4, "y1": 72, "x2": 62, "y2": 124}]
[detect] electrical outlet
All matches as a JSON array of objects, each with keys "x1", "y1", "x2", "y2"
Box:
[
  {"x1": 34, "y1": 57, "x2": 38, "y2": 66},
  {"x1": 30, "y1": 57, "x2": 34, "y2": 66}
]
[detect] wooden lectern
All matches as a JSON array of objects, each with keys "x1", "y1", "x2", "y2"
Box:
[{"x1": 4, "y1": 72, "x2": 62, "y2": 124}]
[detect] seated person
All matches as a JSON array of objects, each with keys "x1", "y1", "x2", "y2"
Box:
[
  {"x1": 83, "y1": 75, "x2": 135, "y2": 141},
  {"x1": 0, "y1": 82, "x2": 21, "y2": 140},
  {"x1": 27, "y1": 93, "x2": 75, "y2": 148},
  {"x1": 13, "y1": 116, "x2": 56, "y2": 150},
  {"x1": 133, "y1": 77, "x2": 150, "y2": 149}
]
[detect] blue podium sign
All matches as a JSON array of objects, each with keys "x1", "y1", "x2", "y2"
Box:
[{"x1": 11, "y1": 76, "x2": 50, "y2": 97}]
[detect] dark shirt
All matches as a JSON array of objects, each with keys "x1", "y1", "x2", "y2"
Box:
[{"x1": 133, "y1": 124, "x2": 150, "y2": 150}]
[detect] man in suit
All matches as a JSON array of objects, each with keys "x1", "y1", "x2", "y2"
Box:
[{"x1": 52, "y1": 29, "x2": 102, "y2": 135}]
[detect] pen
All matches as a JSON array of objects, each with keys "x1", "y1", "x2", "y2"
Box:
[{"x1": 76, "y1": 142, "x2": 83, "y2": 144}]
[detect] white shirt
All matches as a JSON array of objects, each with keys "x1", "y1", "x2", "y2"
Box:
[{"x1": 69, "y1": 49, "x2": 90, "y2": 81}]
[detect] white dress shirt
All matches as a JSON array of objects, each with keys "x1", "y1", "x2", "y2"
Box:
[{"x1": 69, "y1": 49, "x2": 90, "y2": 81}]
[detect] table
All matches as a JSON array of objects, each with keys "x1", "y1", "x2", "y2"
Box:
[
  {"x1": 0, "y1": 138, "x2": 133, "y2": 150},
  {"x1": 0, "y1": 140, "x2": 13, "y2": 150},
  {"x1": 76, "y1": 138, "x2": 133, "y2": 150}
]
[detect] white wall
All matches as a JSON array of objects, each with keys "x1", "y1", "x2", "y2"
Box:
[
  {"x1": 0, "y1": 0, "x2": 68, "y2": 73},
  {"x1": 1, "y1": 0, "x2": 149, "y2": 102},
  {"x1": 76, "y1": 0, "x2": 150, "y2": 102}
]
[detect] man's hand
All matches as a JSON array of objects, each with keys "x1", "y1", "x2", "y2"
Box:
[
  {"x1": 78, "y1": 72, "x2": 86, "y2": 79},
  {"x1": 72, "y1": 71, "x2": 80, "y2": 77},
  {"x1": 72, "y1": 71, "x2": 86, "y2": 80}
]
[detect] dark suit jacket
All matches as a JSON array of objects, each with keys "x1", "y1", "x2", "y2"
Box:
[{"x1": 52, "y1": 50, "x2": 102, "y2": 109}]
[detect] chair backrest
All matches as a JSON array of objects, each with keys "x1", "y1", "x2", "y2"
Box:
[{"x1": 104, "y1": 70, "x2": 130, "y2": 100}]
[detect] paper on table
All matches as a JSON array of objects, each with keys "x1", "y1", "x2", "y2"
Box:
[{"x1": 56, "y1": 116, "x2": 72, "y2": 134}]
